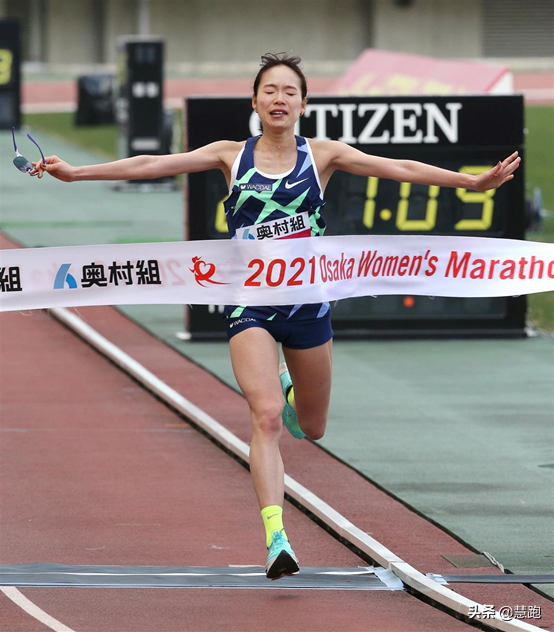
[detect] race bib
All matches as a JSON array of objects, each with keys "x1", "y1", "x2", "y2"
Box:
[{"x1": 235, "y1": 212, "x2": 311, "y2": 241}]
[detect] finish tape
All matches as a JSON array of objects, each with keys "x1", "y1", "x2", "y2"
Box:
[{"x1": 1, "y1": 235, "x2": 553, "y2": 312}]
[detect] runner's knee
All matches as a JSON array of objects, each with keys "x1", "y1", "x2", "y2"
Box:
[
  {"x1": 251, "y1": 402, "x2": 283, "y2": 439},
  {"x1": 299, "y1": 415, "x2": 327, "y2": 441},
  {"x1": 304, "y1": 427, "x2": 325, "y2": 441}
]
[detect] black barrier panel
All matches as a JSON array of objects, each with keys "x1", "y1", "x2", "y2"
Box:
[
  {"x1": 116, "y1": 37, "x2": 173, "y2": 185},
  {"x1": 0, "y1": 20, "x2": 21, "y2": 130},
  {"x1": 184, "y1": 96, "x2": 526, "y2": 339},
  {"x1": 76, "y1": 75, "x2": 114, "y2": 126}
]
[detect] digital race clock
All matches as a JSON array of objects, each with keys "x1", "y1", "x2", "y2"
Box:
[{"x1": 184, "y1": 96, "x2": 525, "y2": 339}]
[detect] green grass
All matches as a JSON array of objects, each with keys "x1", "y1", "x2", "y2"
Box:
[
  {"x1": 24, "y1": 110, "x2": 184, "y2": 161},
  {"x1": 25, "y1": 112, "x2": 118, "y2": 159},
  {"x1": 523, "y1": 106, "x2": 554, "y2": 333},
  {"x1": 23, "y1": 105, "x2": 554, "y2": 332},
  {"x1": 525, "y1": 106, "x2": 554, "y2": 221}
]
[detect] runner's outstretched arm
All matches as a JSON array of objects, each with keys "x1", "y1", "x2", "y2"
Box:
[
  {"x1": 29, "y1": 141, "x2": 239, "y2": 182},
  {"x1": 325, "y1": 141, "x2": 520, "y2": 192}
]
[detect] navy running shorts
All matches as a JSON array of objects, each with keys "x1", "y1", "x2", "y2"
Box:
[{"x1": 225, "y1": 313, "x2": 333, "y2": 349}]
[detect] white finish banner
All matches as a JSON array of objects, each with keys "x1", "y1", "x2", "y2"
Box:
[{"x1": 1, "y1": 235, "x2": 553, "y2": 312}]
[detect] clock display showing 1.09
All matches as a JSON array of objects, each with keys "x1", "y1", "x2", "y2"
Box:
[
  {"x1": 324, "y1": 162, "x2": 505, "y2": 237},
  {"x1": 184, "y1": 95, "x2": 525, "y2": 339}
]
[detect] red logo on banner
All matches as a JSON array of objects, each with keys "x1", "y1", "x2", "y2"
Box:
[{"x1": 190, "y1": 257, "x2": 229, "y2": 287}]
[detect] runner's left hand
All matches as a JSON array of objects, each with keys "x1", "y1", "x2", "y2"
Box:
[{"x1": 473, "y1": 151, "x2": 521, "y2": 191}]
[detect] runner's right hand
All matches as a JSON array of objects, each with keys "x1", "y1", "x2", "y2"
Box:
[{"x1": 30, "y1": 155, "x2": 76, "y2": 182}]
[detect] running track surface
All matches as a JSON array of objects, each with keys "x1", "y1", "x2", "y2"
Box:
[
  {"x1": 21, "y1": 72, "x2": 554, "y2": 110},
  {"x1": 1, "y1": 233, "x2": 552, "y2": 631}
]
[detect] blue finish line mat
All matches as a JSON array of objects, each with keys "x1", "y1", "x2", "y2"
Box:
[{"x1": 0, "y1": 564, "x2": 404, "y2": 590}]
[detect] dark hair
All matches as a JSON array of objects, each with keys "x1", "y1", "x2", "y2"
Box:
[{"x1": 253, "y1": 52, "x2": 308, "y2": 99}]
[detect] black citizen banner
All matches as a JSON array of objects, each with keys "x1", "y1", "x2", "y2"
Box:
[
  {"x1": 184, "y1": 96, "x2": 525, "y2": 339},
  {"x1": 187, "y1": 96, "x2": 524, "y2": 149}
]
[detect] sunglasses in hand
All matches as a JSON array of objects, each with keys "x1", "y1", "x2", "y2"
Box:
[{"x1": 12, "y1": 127, "x2": 45, "y2": 176}]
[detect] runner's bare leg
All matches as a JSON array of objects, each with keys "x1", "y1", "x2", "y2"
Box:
[
  {"x1": 283, "y1": 339, "x2": 333, "y2": 440},
  {"x1": 230, "y1": 330, "x2": 333, "y2": 507},
  {"x1": 230, "y1": 327, "x2": 285, "y2": 508}
]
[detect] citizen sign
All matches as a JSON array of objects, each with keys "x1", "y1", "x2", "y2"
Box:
[{"x1": 250, "y1": 102, "x2": 463, "y2": 145}]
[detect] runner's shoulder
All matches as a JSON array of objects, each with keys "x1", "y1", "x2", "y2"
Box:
[
  {"x1": 198, "y1": 140, "x2": 245, "y2": 171},
  {"x1": 213, "y1": 140, "x2": 246, "y2": 154},
  {"x1": 210, "y1": 140, "x2": 246, "y2": 166},
  {"x1": 306, "y1": 138, "x2": 344, "y2": 158},
  {"x1": 305, "y1": 138, "x2": 345, "y2": 170}
]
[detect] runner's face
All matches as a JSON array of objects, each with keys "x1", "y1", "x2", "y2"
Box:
[{"x1": 253, "y1": 65, "x2": 306, "y2": 131}]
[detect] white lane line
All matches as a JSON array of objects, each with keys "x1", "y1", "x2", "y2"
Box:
[
  {"x1": 0, "y1": 587, "x2": 76, "y2": 632},
  {"x1": 50, "y1": 306, "x2": 543, "y2": 632}
]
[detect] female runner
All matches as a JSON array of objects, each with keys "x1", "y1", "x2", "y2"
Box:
[{"x1": 31, "y1": 52, "x2": 520, "y2": 581}]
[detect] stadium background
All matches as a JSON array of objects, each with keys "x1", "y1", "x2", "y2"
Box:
[{"x1": 3, "y1": 0, "x2": 554, "y2": 65}]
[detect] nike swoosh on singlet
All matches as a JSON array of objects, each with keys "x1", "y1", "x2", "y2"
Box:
[{"x1": 284, "y1": 178, "x2": 309, "y2": 189}]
